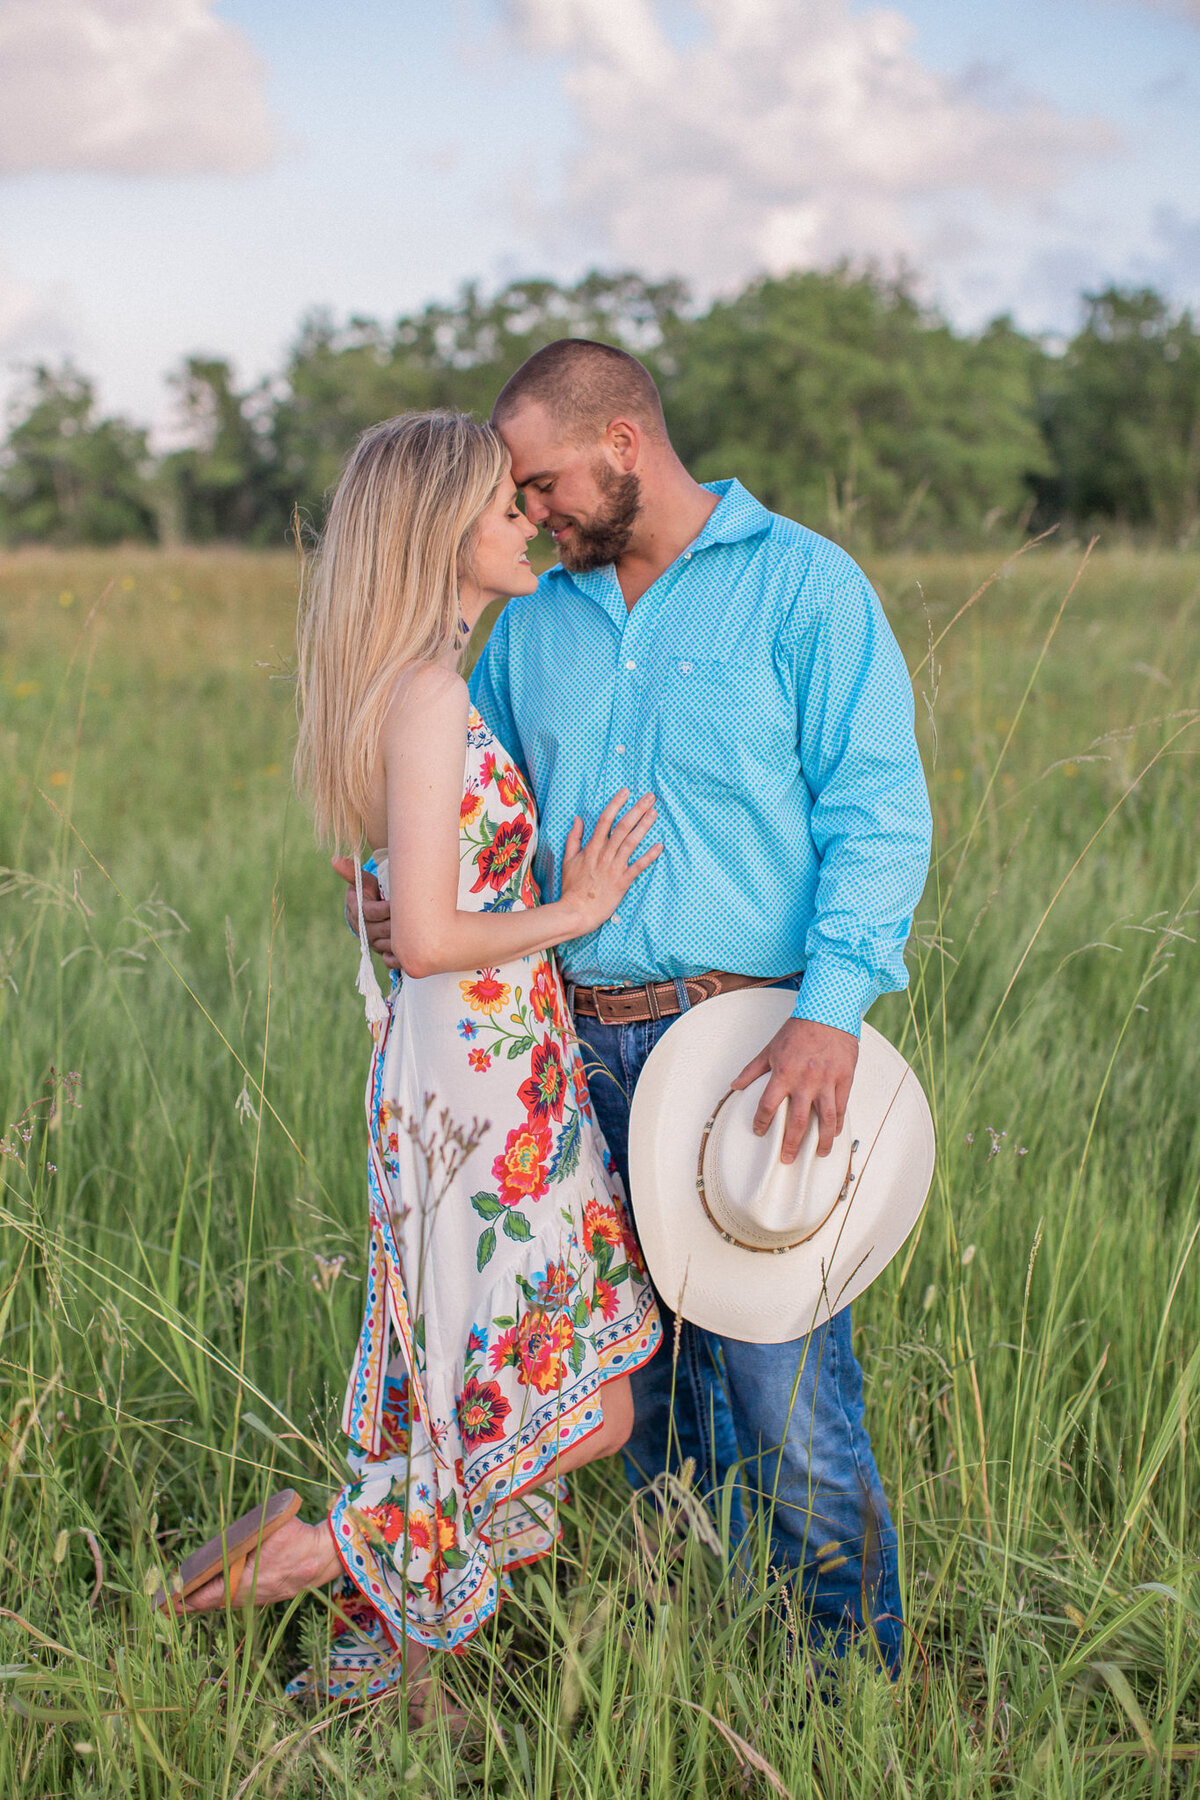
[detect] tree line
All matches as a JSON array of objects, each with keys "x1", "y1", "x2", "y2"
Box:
[{"x1": 2, "y1": 266, "x2": 1198, "y2": 551}]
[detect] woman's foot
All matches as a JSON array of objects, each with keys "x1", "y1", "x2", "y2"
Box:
[
  {"x1": 283, "y1": 1582, "x2": 468, "y2": 1729},
  {"x1": 404, "y1": 1641, "x2": 469, "y2": 1731},
  {"x1": 179, "y1": 1517, "x2": 342, "y2": 1613}
]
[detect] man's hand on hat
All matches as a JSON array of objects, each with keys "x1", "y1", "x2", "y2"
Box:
[
  {"x1": 729, "y1": 1018, "x2": 859, "y2": 1163},
  {"x1": 333, "y1": 858, "x2": 400, "y2": 969}
]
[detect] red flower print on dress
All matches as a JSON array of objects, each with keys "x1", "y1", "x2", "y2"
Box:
[
  {"x1": 621, "y1": 1216, "x2": 646, "y2": 1273},
  {"x1": 518, "y1": 1039, "x2": 567, "y2": 1124},
  {"x1": 583, "y1": 1196, "x2": 624, "y2": 1254},
  {"x1": 406, "y1": 1502, "x2": 460, "y2": 1605},
  {"x1": 534, "y1": 1260, "x2": 575, "y2": 1309},
  {"x1": 459, "y1": 969, "x2": 511, "y2": 1016},
  {"x1": 496, "y1": 767, "x2": 525, "y2": 809},
  {"x1": 520, "y1": 867, "x2": 541, "y2": 908},
  {"x1": 456, "y1": 1376, "x2": 511, "y2": 1448},
  {"x1": 488, "y1": 1327, "x2": 516, "y2": 1375},
  {"x1": 460, "y1": 784, "x2": 484, "y2": 828},
  {"x1": 529, "y1": 961, "x2": 563, "y2": 1031},
  {"x1": 490, "y1": 1309, "x2": 575, "y2": 1393},
  {"x1": 593, "y1": 1278, "x2": 620, "y2": 1322},
  {"x1": 480, "y1": 750, "x2": 497, "y2": 786},
  {"x1": 367, "y1": 1501, "x2": 407, "y2": 1547},
  {"x1": 467, "y1": 1047, "x2": 492, "y2": 1073},
  {"x1": 514, "y1": 1308, "x2": 574, "y2": 1394},
  {"x1": 470, "y1": 818, "x2": 532, "y2": 893},
  {"x1": 571, "y1": 1057, "x2": 593, "y2": 1119},
  {"x1": 492, "y1": 1121, "x2": 552, "y2": 1208}
]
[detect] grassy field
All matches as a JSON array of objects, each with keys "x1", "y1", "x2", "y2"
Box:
[{"x1": 1, "y1": 539, "x2": 1199, "y2": 1798}]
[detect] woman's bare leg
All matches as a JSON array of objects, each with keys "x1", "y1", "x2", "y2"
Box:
[{"x1": 516, "y1": 1375, "x2": 635, "y2": 1487}]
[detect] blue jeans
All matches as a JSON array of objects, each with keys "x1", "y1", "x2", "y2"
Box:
[{"x1": 574, "y1": 997, "x2": 903, "y2": 1675}]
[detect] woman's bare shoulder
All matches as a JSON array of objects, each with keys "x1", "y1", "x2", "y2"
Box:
[{"x1": 383, "y1": 661, "x2": 469, "y2": 744}]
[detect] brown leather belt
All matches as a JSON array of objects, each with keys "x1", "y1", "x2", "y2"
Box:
[{"x1": 570, "y1": 969, "x2": 801, "y2": 1026}]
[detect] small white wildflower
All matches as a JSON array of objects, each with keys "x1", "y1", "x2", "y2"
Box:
[
  {"x1": 961, "y1": 1244, "x2": 976, "y2": 1267},
  {"x1": 312, "y1": 1254, "x2": 347, "y2": 1294}
]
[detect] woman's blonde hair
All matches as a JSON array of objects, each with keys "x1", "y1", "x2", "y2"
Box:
[{"x1": 294, "y1": 410, "x2": 509, "y2": 848}]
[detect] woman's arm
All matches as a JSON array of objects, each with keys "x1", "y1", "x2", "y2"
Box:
[{"x1": 382, "y1": 665, "x2": 659, "y2": 979}]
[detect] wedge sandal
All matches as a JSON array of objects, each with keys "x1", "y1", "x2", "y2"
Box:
[{"x1": 153, "y1": 1489, "x2": 302, "y2": 1611}]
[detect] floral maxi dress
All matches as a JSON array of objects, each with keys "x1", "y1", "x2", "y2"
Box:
[{"x1": 329, "y1": 706, "x2": 662, "y2": 1652}]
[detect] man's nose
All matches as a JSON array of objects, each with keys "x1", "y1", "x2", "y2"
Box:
[{"x1": 523, "y1": 491, "x2": 549, "y2": 526}]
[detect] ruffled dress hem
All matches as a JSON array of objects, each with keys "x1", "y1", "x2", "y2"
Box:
[{"x1": 328, "y1": 1335, "x2": 659, "y2": 1653}]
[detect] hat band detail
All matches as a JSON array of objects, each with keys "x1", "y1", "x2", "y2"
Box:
[{"x1": 695, "y1": 1088, "x2": 859, "y2": 1254}]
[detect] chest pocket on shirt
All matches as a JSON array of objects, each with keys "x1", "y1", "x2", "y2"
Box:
[{"x1": 651, "y1": 656, "x2": 792, "y2": 787}]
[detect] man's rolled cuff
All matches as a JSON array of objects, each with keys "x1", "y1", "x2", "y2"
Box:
[{"x1": 790, "y1": 954, "x2": 878, "y2": 1039}]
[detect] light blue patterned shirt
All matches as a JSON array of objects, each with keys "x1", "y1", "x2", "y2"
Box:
[{"x1": 469, "y1": 479, "x2": 931, "y2": 1037}]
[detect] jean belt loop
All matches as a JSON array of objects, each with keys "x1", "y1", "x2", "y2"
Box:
[
  {"x1": 565, "y1": 980, "x2": 577, "y2": 1017},
  {"x1": 672, "y1": 977, "x2": 692, "y2": 1015}
]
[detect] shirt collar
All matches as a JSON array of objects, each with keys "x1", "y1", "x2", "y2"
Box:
[
  {"x1": 689, "y1": 478, "x2": 773, "y2": 549},
  {"x1": 544, "y1": 478, "x2": 771, "y2": 610}
]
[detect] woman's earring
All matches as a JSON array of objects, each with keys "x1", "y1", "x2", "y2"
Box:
[{"x1": 455, "y1": 611, "x2": 470, "y2": 653}]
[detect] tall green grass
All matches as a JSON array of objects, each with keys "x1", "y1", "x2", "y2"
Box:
[{"x1": 1, "y1": 540, "x2": 1199, "y2": 1797}]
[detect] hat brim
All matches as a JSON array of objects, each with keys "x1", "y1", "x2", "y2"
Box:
[{"x1": 627, "y1": 989, "x2": 935, "y2": 1343}]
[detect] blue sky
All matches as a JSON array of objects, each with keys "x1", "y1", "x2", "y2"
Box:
[{"x1": 0, "y1": 0, "x2": 1196, "y2": 431}]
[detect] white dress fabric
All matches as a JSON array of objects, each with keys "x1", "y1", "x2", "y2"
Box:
[{"x1": 328, "y1": 706, "x2": 661, "y2": 1652}]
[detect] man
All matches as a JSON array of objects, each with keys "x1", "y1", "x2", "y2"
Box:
[{"x1": 343, "y1": 339, "x2": 931, "y2": 1673}]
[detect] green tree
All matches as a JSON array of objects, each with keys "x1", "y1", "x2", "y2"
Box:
[
  {"x1": 656, "y1": 267, "x2": 1051, "y2": 546},
  {"x1": 160, "y1": 358, "x2": 278, "y2": 545},
  {"x1": 1036, "y1": 286, "x2": 1200, "y2": 541},
  {"x1": 269, "y1": 272, "x2": 688, "y2": 527},
  {"x1": 0, "y1": 364, "x2": 156, "y2": 546}
]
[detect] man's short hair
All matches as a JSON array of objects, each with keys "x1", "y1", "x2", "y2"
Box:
[{"x1": 492, "y1": 338, "x2": 668, "y2": 446}]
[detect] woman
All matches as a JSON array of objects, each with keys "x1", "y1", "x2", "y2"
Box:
[{"x1": 171, "y1": 412, "x2": 662, "y2": 1717}]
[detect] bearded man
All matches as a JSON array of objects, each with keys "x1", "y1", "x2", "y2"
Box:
[{"x1": 342, "y1": 338, "x2": 931, "y2": 1673}]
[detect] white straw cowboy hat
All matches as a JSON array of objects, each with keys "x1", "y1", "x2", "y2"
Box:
[{"x1": 627, "y1": 988, "x2": 935, "y2": 1343}]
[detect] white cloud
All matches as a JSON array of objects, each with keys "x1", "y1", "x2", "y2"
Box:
[
  {"x1": 0, "y1": 259, "x2": 38, "y2": 345},
  {"x1": 506, "y1": 0, "x2": 1116, "y2": 293},
  {"x1": 0, "y1": 0, "x2": 276, "y2": 177},
  {"x1": 0, "y1": 255, "x2": 79, "y2": 422}
]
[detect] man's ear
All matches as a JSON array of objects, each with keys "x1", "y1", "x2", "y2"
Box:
[{"x1": 603, "y1": 416, "x2": 641, "y2": 472}]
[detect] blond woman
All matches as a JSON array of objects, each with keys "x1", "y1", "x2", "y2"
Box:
[{"x1": 168, "y1": 412, "x2": 662, "y2": 1716}]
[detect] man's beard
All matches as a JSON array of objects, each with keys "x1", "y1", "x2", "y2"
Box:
[{"x1": 556, "y1": 461, "x2": 642, "y2": 572}]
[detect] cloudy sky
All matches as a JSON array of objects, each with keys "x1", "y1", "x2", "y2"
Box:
[{"x1": 1, "y1": 0, "x2": 1197, "y2": 430}]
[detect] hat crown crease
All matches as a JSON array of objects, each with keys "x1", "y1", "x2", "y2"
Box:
[{"x1": 701, "y1": 1080, "x2": 850, "y2": 1251}]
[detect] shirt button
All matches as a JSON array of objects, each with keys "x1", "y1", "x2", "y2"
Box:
[
  {"x1": 612, "y1": 912, "x2": 621, "y2": 923},
  {"x1": 625, "y1": 659, "x2": 636, "y2": 671},
  {"x1": 614, "y1": 744, "x2": 626, "y2": 755},
  {"x1": 683, "y1": 551, "x2": 692, "y2": 560}
]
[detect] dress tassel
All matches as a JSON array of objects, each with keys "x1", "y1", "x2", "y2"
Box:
[{"x1": 353, "y1": 854, "x2": 389, "y2": 1029}]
